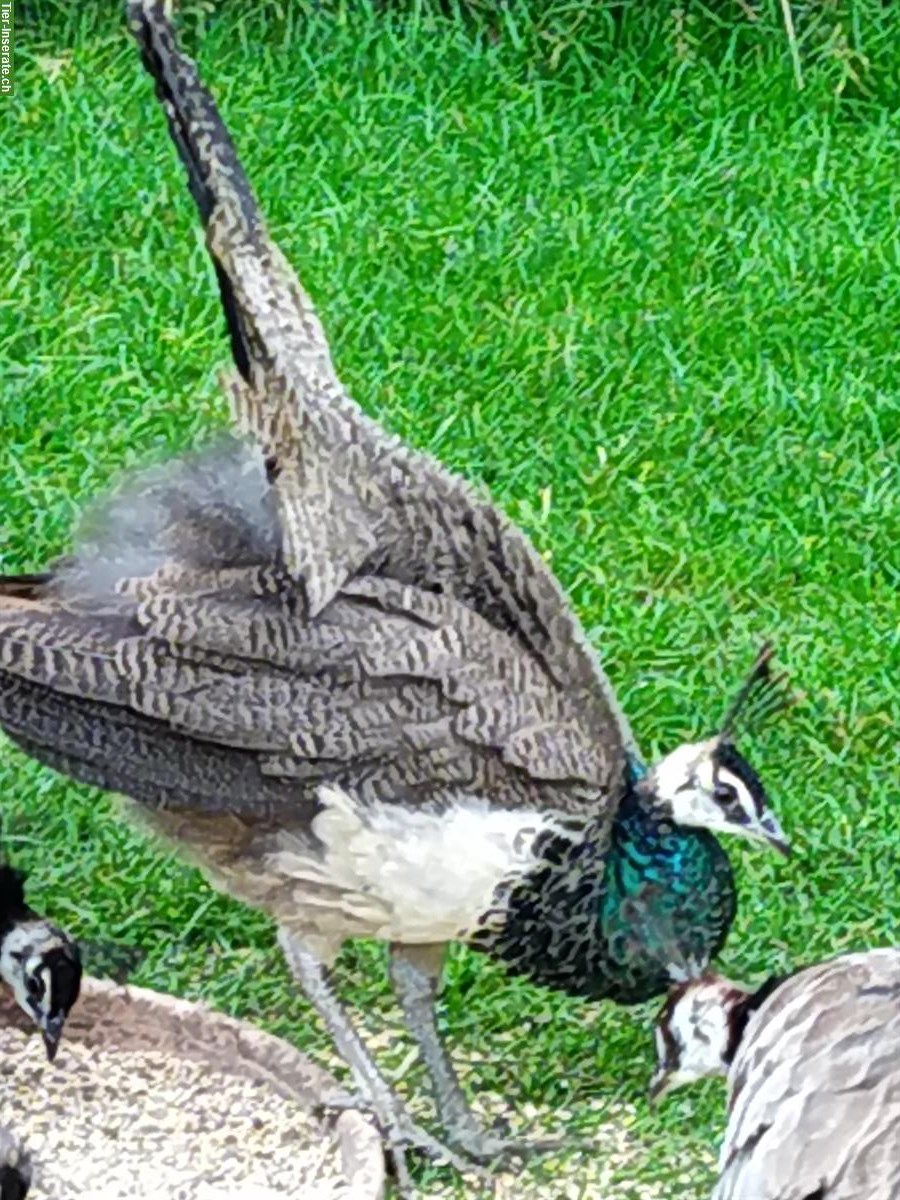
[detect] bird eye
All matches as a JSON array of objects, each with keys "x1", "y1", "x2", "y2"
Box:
[{"x1": 714, "y1": 782, "x2": 752, "y2": 825}]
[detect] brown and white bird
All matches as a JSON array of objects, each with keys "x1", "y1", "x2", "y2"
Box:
[
  {"x1": 650, "y1": 948, "x2": 900, "y2": 1200},
  {"x1": 0, "y1": 864, "x2": 81, "y2": 1062},
  {"x1": 0, "y1": 0, "x2": 790, "y2": 1187}
]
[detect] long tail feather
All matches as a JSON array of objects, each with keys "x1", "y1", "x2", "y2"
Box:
[
  {"x1": 122, "y1": 1, "x2": 639, "y2": 764},
  {"x1": 126, "y1": 0, "x2": 259, "y2": 381},
  {"x1": 128, "y1": 0, "x2": 384, "y2": 614}
]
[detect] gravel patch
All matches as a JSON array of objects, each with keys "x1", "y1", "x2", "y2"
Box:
[
  {"x1": 0, "y1": 1026, "x2": 347, "y2": 1199},
  {"x1": 420, "y1": 1096, "x2": 713, "y2": 1200}
]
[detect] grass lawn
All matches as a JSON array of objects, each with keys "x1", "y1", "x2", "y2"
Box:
[{"x1": 2, "y1": 3, "x2": 899, "y2": 1196}]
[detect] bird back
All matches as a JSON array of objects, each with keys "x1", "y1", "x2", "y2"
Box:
[
  {"x1": 126, "y1": 0, "x2": 638, "y2": 768},
  {"x1": 715, "y1": 948, "x2": 900, "y2": 1200},
  {"x1": 0, "y1": 440, "x2": 623, "y2": 825}
]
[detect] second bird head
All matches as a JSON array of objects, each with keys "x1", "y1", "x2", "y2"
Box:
[
  {"x1": 0, "y1": 867, "x2": 82, "y2": 1061},
  {"x1": 648, "y1": 973, "x2": 748, "y2": 1102}
]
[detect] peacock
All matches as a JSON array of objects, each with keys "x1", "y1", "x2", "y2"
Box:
[
  {"x1": 0, "y1": 855, "x2": 81, "y2": 1061},
  {"x1": 649, "y1": 949, "x2": 900, "y2": 1200},
  {"x1": 0, "y1": 0, "x2": 790, "y2": 1185}
]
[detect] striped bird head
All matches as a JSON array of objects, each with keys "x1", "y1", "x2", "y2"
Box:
[
  {"x1": 644, "y1": 645, "x2": 792, "y2": 857},
  {"x1": 0, "y1": 868, "x2": 82, "y2": 1061},
  {"x1": 648, "y1": 974, "x2": 748, "y2": 1101},
  {"x1": 647, "y1": 736, "x2": 790, "y2": 856}
]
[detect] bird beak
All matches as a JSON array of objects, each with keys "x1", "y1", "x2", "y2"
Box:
[
  {"x1": 647, "y1": 1069, "x2": 673, "y2": 1105},
  {"x1": 759, "y1": 812, "x2": 791, "y2": 859},
  {"x1": 41, "y1": 1015, "x2": 64, "y2": 1062}
]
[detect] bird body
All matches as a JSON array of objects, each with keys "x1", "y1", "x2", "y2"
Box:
[
  {"x1": 650, "y1": 948, "x2": 900, "y2": 1200},
  {"x1": 0, "y1": 439, "x2": 747, "y2": 999},
  {"x1": 0, "y1": 1, "x2": 790, "y2": 1177},
  {"x1": 136, "y1": 782, "x2": 736, "y2": 1003}
]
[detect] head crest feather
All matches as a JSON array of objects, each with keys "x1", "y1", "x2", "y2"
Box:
[{"x1": 719, "y1": 642, "x2": 795, "y2": 740}]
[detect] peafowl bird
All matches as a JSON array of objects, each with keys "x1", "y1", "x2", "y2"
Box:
[
  {"x1": 0, "y1": 0, "x2": 790, "y2": 1184},
  {"x1": 649, "y1": 949, "x2": 900, "y2": 1200},
  {"x1": 0, "y1": 858, "x2": 81, "y2": 1062}
]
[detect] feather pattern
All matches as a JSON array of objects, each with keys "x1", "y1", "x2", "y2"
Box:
[
  {"x1": 0, "y1": 471, "x2": 618, "y2": 820},
  {"x1": 0, "y1": 0, "x2": 767, "y2": 1012},
  {"x1": 715, "y1": 949, "x2": 900, "y2": 1200},
  {"x1": 125, "y1": 0, "x2": 639, "y2": 765}
]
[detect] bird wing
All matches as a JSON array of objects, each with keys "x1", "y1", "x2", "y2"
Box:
[
  {"x1": 0, "y1": 502, "x2": 618, "y2": 821},
  {"x1": 713, "y1": 949, "x2": 900, "y2": 1200},
  {"x1": 125, "y1": 0, "x2": 639, "y2": 767}
]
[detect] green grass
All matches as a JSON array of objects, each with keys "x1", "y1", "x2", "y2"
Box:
[{"x1": 2, "y1": 3, "x2": 899, "y2": 1196}]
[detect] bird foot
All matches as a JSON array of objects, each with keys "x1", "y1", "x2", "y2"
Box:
[
  {"x1": 315, "y1": 1090, "x2": 493, "y2": 1196},
  {"x1": 315, "y1": 1092, "x2": 587, "y2": 1193},
  {"x1": 311, "y1": 1089, "x2": 364, "y2": 1116}
]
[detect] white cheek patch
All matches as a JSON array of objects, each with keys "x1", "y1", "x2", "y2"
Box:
[
  {"x1": 0, "y1": 925, "x2": 32, "y2": 979},
  {"x1": 0, "y1": 925, "x2": 65, "y2": 1024},
  {"x1": 698, "y1": 1009, "x2": 727, "y2": 1049},
  {"x1": 694, "y1": 757, "x2": 716, "y2": 792},
  {"x1": 685, "y1": 995, "x2": 732, "y2": 1074},
  {"x1": 672, "y1": 1000, "x2": 700, "y2": 1047},
  {"x1": 39, "y1": 965, "x2": 53, "y2": 1014},
  {"x1": 670, "y1": 789, "x2": 728, "y2": 833},
  {"x1": 0, "y1": 927, "x2": 35, "y2": 1008}
]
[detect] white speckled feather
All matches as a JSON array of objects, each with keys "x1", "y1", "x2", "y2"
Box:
[
  {"x1": 267, "y1": 786, "x2": 575, "y2": 945},
  {"x1": 714, "y1": 948, "x2": 900, "y2": 1200}
]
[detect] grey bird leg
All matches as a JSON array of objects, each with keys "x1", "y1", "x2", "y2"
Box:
[
  {"x1": 277, "y1": 929, "x2": 486, "y2": 1193},
  {"x1": 389, "y1": 942, "x2": 566, "y2": 1163},
  {"x1": 389, "y1": 944, "x2": 481, "y2": 1139}
]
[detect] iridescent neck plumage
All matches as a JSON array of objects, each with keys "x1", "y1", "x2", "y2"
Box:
[
  {"x1": 599, "y1": 790, "x2": 736, "y2": 998},
  {"x1": 473, "y1": 776, "x2": 736, "y2": 1004}
]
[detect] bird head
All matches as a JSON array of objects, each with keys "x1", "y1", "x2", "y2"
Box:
[
  {"x1": 648, "y1": 974, "x2": 748, "y2": 1102},
  {"x1": 647, "y1": 736, "x2": 790, "y2": 856},
  {"x1": 0, "y1": 1127, "x2": 32, "y2": 1200},
  {"x1": 644, "y1": 645, "x2": 792, "y2": 857},
  {"x1": 0, "y1": 1162, "x2": 30, "y2": 1200},
  {"x1": 0, "y1": 922, "x2": 82, "y2": 1060}
]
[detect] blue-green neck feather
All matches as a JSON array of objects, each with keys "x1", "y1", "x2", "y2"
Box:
[
  {"x1": 473, "y1": 776, "x2": 736, "y2": 1004},
  {"x1": 596, "y1": 790, "x2": 736, "y2": 1001}
]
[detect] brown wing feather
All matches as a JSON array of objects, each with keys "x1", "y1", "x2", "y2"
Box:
[
  {"x1": 0, "y1": 556, "x2": 616, "y2": 821},
  {"x1": 125, "y1": 0, "x2": 638, "y2": 768}
]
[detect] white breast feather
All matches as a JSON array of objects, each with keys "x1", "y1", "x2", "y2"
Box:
[{"x1": 266, "y1": 785, "x2": 571, "y2": 945}]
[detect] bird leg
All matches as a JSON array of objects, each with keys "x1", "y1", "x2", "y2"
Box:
[
  {"x1": 277, "y1": 929, "x2": 486, "y2": 1193},
  {"x1": 388, "y1": 942, "x2": 567, "y2": 1164}
]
